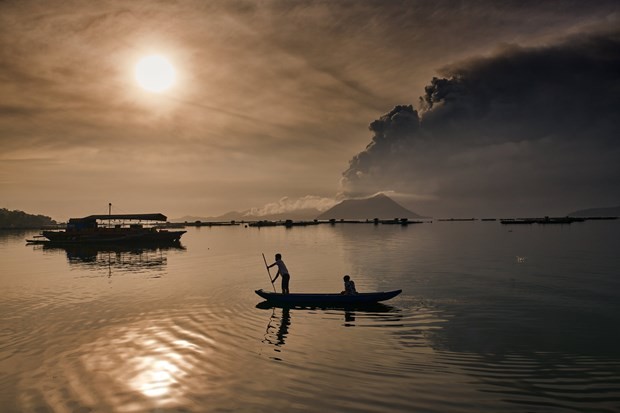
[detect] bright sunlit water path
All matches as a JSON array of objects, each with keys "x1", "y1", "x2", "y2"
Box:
[{"x1": 1, "y1": 221, "x2": 619, "y2": 412}]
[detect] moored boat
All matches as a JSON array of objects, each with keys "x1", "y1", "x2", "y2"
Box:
[
  {"x1": 255, "y1": 289, "x2": 402, "y2": 306},
  {"x1": 30, "y1": 213, "x2": 186, "y2": 245}
]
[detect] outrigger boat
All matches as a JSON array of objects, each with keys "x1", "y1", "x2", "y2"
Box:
[
  {"x1": 255, "y1": 289, "x2": 402, "y2": 306},
  {"x1": 28, "y1": 213, "x2": 185, "y2": 245}
]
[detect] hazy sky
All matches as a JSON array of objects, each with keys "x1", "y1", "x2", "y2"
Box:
[{"x1": 1, "y1": 0, "x2": 618, "y2": 220}]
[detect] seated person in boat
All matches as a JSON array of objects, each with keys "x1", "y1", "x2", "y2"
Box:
[{"x1": 341, "y1": 275, "x2": 358, "y2": 295}]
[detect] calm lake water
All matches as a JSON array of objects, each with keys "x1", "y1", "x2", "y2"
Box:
[{"x1": 1, "y1": 221, "x2": 619, "y2": 412}]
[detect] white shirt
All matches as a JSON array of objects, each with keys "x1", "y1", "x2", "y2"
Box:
[{"x1": 275, "y1": 259, "x2": 289, "y2": 274}]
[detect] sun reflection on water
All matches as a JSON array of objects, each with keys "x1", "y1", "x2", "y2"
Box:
[
  {"x1": 132, "y1": 357, "x2": 180, "y2": 398},
  {"x1": 106, "y1": 325, "x2": 209, "y2": 405},
  {"x1": 18, "y1": 315, "x2": 218, "y2": 412}
]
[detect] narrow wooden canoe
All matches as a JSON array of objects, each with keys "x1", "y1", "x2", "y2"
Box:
[{"x1": 255, "y1": 289, "x2": 402, "y2": 306}]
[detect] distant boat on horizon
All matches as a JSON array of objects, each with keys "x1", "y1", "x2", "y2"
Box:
[{"x1": 500, "y1": 216, "x2": 585, "y2": 225}]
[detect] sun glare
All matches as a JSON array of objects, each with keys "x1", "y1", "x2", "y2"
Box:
[{"x1": 135, "y1": 55, "x2": 176, "y2": 93}]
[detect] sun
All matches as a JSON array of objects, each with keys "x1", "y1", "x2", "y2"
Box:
[{"x1": 135, "y1": 55, "x2": 176, "y2": 93}]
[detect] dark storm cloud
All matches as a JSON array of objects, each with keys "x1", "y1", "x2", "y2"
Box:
[
  {"x1": 342, "y1": 31, "x2": 620, "y2": 216},
  {"x1": 420, "y1": 31, "x2": 620, "y2": 144},
  {"x1": 2, "y1": 0, "x2": 619, "y2": 218}
]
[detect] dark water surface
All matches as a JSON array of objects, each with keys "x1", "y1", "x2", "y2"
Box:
[{"x1": 1, "y1": 221, "x2": 619, "y2": 412}]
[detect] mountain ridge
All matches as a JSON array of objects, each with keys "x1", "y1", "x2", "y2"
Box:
[
  {"x1": 317, "y1": 194, "x2": 424, "y2": 220},
  {"x1": 174, "y1": 194, "x2": 426, "y2": 222},
  {"x1": 173, "y1": 208, "x2": 322, "y2": 222},
  {"x1": 567, "y1": 205, "x2": 620, "y2": 217}
]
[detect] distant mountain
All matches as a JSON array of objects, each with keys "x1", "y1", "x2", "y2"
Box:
[
  {"x1": 174, "y1": 194, "x2": 425, "y2": 222},
  {"x1": 173, "y1": 208, "x2": 322, "y2": 223},
  {"x1": 0, "y1": 208, "x2": 57, "y2": 229},
  {"x1": 174, "y1": 211, "x2": 247, "y2": 222},
  {"x1": 249, "y1": 208, "x2": 322, "y2": 221},
  {"x1": 316, "y1": 194, "x2": 424, "y2": 220},
  {"x1": 568, "y1": 206, "x2": 620, "y2": 217}
]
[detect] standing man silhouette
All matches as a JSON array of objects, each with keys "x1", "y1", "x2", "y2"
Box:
[{"x1": 268, "y1": 253, "x2": 290, "y2": 294}]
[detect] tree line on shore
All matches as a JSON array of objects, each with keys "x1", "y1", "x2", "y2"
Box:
[{"x1": 0, "y1": 208, "x2": 56, "y2": 229}]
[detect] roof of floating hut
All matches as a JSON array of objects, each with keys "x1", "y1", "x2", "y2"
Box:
[{"x1": 70, "y1": 213, "x2": 168, "y2": 222}]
